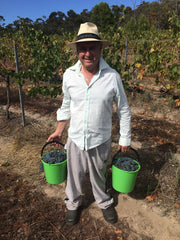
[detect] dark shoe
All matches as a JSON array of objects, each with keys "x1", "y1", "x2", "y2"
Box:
[
  {"x1": 65, "y1": 209, "x2": 79, "y2": 225},
  {"x1": 102, "y1": 206, "x2": 117, "y2": 224}
]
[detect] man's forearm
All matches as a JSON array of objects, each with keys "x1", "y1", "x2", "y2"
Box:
[{"x1": 55, "y1": 120, "x2": 68, "y2": 136}]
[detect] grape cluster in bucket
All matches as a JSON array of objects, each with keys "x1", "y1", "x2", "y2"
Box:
[
  {"x1": 113, "y1": 157, "x2": 139, "y2": 172},
  {"x1": 42, "y1": 150, "x2": 66, "y2": 164}
]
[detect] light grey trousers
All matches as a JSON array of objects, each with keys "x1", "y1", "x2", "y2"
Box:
[{"x1": 65, "y1": 138, "x2": 114, "y2": 210}]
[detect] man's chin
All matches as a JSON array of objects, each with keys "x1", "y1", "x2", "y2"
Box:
[{"x1": 83, "y1": 62, "x2": 94, "y2": 68}]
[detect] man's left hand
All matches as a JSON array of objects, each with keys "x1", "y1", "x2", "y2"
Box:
[{"x1": 118, "y1": 145, "x2": 130, "y2": 152}]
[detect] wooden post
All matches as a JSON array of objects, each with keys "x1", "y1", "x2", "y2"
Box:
[{"x1": 13, "y1": 40, "x2": 26, "y2": 126}]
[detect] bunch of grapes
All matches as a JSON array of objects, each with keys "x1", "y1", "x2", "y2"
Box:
[
  {"x1": 42, "y1": 150, "x2": 67, "y2": 164},
  {"x1": 113, "y1": 157, "x2": 139, "y2": 172}
]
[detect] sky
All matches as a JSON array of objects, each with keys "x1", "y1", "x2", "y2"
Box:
[{"x1": 0, "y1": 0, "x2": 151, "y2": 26}]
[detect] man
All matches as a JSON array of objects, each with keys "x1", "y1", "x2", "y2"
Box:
[{"x1": 47, "y1": 22, "x2": 131, "y2": 225}]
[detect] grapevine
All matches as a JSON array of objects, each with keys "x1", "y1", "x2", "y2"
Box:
[{"x1": 0, "y1": 16, "x2": 179, "y2": 114}]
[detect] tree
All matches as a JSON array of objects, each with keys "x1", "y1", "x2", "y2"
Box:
[
  {"x1": 46, "y1": 11, "x2": 66, "y2": 34},
  {"x1": 124, "y1": 17, "x2": 137, "y2": 39},
  {"x1": 168, "y1": 11, "x2": 180, "y2": 37},
  {"x1": 65, "y1": 9, "x2": 81, "y2": 32},
  {"x1": 0, "y1": 16, "x2": 5, "y2": 26},
  {"x1": 158, "y1": 0, "x2": 176, "y2": 29},
  {"x1": 90, "y1": 2, "x2": 114, "y2": 32},
  {"x1": 0, "y1": 16, "x2": 5, "y2": 34},
  {"x1": 80, "y1": 9, "x2": 91, "y2": 23},
  {"x1": 137, "y1": 14, "x2": 150, "y2": 34},
  {"x1": 123, "y1": 7, "x2": 133, "y2": 24},
  {"x1": 112, "y1": 5, "x2": 125, "y2": 21},
  {"x1": 112, "y1": 4, "x2": 127, "y2": 27},
  {"x1": 34, "y1": 18, "x2": 45, "y2": 31}
]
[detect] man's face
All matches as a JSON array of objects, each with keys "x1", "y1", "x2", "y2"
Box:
[{"x1": 77, "y1": 41, "x2": 102, "y2": 71}]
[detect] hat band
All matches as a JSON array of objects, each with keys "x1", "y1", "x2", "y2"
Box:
[{"x1": 76, "y1": 33, "x2": 101, "y2": 41}]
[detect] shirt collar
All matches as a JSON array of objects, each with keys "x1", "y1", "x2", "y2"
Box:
[{"x1": 69, "y1": 57, "x2": 110, "y2": 75}]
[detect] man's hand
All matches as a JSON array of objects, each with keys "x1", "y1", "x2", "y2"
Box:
[
  {"x1": 47, "y1": 120, "x2": 67, "y2": 143},
  {"x1": 118, "y1": 145, "x2": 130, "y2": 152},
  {"x1": 47, "y1": 132, "x2": 62, "y2": 143}
]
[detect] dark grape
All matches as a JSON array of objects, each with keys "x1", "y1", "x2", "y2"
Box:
[
  {"x1": 42, "y1": 150, "x2": 66, "y2": 164},
  {"x1": 113, "y1": 157, "x2": 139, "y2": 171}
]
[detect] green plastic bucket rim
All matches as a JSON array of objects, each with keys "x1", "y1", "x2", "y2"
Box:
[
  {"x1": 112, "y1": 157, "x2": 141, "y2": 173},
  {"x1": 41, "y1": 150, "x2": 67, "y2": 166},
  {"x1": 41, "y1": 158, "x2": 67, "y2": 166}
]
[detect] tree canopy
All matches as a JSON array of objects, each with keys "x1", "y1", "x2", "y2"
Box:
[
  {"x1": 90, "y1": 2, "x2": 114, "y2": 32},
  {"x1": 0, "y1": 0, "x2": 179, "y2": 35}
]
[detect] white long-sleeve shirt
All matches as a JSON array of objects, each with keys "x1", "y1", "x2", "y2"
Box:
[{"x1": 57, "y1": 57, "x2": 131, "y2": 150}]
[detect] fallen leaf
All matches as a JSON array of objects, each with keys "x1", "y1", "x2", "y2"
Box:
[
  {"x1": 57, "y1": 204, "x2": 63, "y2": 209},
  {"x1": 146, "y1": 193, "x2": 158, "y2": 202},
  {"x1": 146, "y1": 195, "x2": 154, "y2": 202},
  {"x1": 117, "y1": 237, "x2": 123, "y2": 240},
  {"x1": 175, "y1": 203, "x2": 180, "y2": 208}
]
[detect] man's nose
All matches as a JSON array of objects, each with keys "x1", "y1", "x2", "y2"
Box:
[{"x1": 84, "y1": 49, "x2": 91, "y2": 56}]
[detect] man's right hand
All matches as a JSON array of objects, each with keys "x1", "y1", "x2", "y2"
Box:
[
  {"x1": 47, "y1": 120, "x2": 68, "y2": 143},
  {"x1": 47, "y1": 132, "x2": 62, "y2": 143}
]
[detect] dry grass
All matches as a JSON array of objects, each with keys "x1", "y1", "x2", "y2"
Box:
[{"x1": 0, "y1": 86, "x2": 180, "y2": 239}]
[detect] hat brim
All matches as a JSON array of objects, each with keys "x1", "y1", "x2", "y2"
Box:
[{"x1": 67, "y1": 39, "x2": 110, "y2": 51}]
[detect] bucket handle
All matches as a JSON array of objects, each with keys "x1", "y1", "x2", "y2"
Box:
[
  {"x1": 41, "y1": 141, "x2": 65, "y2": 157},
  {"x1": 111, "y1": 147, "x2": 139, "y2": 166}
]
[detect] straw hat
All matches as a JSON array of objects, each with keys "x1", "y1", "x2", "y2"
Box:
[{"x1": 67, "y1": 22, "x2": 110, "y2": 50}]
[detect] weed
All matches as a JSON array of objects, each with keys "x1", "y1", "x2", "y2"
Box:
[{"x1": 147, "y1": 169, "x2": 160, "y2": 196}]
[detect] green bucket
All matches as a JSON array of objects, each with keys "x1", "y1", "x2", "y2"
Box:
[
  {"x1": 111, "y1": 148, "x2": 140, "y2": 193},
  {"x1": 41, "y1": 141, "x2": 67, "y2": 185}
]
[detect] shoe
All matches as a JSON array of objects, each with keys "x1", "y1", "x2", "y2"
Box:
[
  {"x1": 102, "y1": 206, "x2": 117, "y2": 224},
  {"x1": 65, "y1": 209, "x2": 79, "y2": 225}
]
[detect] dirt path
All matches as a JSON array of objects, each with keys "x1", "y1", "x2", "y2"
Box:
[
  {"x1": 0, "y1": 103, "x2": 180, "y2": 240},
  {"x1": 42, "y1": 183, "x2": 180, "y2": 240}
]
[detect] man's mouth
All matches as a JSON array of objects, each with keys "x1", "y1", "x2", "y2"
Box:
[{"x1": 83, "y1": 57, "x2": 95, "y2": 62}]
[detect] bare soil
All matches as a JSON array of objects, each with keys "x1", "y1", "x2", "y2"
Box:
[{"x1": 0, "y1": 85, "x2": 180, "y2": 240}]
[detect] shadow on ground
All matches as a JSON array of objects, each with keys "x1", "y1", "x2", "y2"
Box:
[{"x1": 106, "y1": 143, "x2": 179, "y2": 209}]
